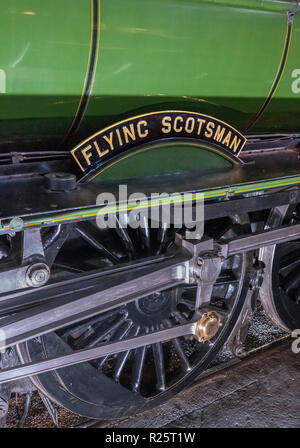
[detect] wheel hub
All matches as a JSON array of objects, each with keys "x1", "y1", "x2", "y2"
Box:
[{"x1": 126, "y1": 289, "x2": 177, "y2": 327}]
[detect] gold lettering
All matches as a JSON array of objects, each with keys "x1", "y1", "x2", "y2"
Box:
[
  {"x1": 103, "y1": 132, "x2": 114, "y2": 150},
  {"x1": 205, "y1": 121, "x2": 215, "y2": 138},
  {"x1": 137, "y1": 120, "x2": 148, "y2": 138},
  {"x1": 222, "y1": 131, "x2": 232, "y2": 147},
  {"x1": 81, "y1": 145, "x2": 93, "y2": 166},
  {"x1": 196, "y1": 118, "x2": 206, "y2": 135},
  {"x1": 185, "y1": 117, "x2": 195, "y2": 133},
  {"x1": 230, "y1": 136, "x2": 241, "y2": 152},
  {"x1": 174, "y1": 116, "x2": 183, "y2": 132},
  {"x1": 161, "y1": 116, "x2": 172, "y2": 133},
  {"x1": 214, "y1": 125, "x2": 225, "y2": 142},
  {"x1": 116, "y1": 128, "x2": 123, "y2": 146},
  {"x1": 94, "y1": 141, "x2": 109, "y2": 158},
  {"x1": 122, "y1": 124, "x2": 136, "y2": 144}
]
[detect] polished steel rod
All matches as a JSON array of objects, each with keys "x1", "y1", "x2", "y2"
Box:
[{"x1": 0, "y1": 322, "x2": 197, "y2": 384}]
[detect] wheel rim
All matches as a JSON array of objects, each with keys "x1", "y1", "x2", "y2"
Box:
[
  {"x1": 260, "y1": 204, "x2": 300, "y2": 332},
  {"x1": 18, "y1": 215, "x2": 252, "y2": 419},
  {"x1": 271, "y1": 241, "x2": 300, "y2": 331}
]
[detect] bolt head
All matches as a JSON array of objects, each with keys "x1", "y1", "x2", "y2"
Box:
[
  {"x1": 32, "y1": 269, "x2": 47, "y2": 284},
  {"x1": 26, "y1": 263, "x2": 50, "y2": 287},
  {"x1": 9, "y1": 217, "x2": 23, "y2": 232}
]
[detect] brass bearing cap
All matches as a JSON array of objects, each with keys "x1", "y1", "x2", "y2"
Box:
[{"x1": 196, "y1": 311, "x2": 222, "y2": 342}]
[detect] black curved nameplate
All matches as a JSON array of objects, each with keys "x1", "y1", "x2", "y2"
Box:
[{"x1": 70, "y1": 111, "x2": 247, "y2": 177}]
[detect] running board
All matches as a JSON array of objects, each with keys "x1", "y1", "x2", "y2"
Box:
[{"x1": 0, "y1": 149, "x2": 300, "y2": 233}]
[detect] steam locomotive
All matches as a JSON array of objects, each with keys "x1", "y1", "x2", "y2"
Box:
[{"x1": 0, "y1": 0, "x2": 299, "y2": 420}]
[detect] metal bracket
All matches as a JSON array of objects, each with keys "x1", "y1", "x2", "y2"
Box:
[
  {"x1": 194, "y1": 255, "x2": 222, "y2": 310},
  {"x1": 226, "y1": 261, "x2": 264, "y2": 357},
  {"x1": 0, "y1": 229, "x2": 50, "y2": 294},
  {"x1": 175, "y1": 235, "x2": 221, "y2": 309},
  {"x1": 22, "y1": 228, "x2": 45, "y2": 262}
]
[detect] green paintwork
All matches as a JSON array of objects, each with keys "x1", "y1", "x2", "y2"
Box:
[
  {"x1": 251, "y1": 11, "x2": 300, "y2": 133},
  {"x1": 89, "y1": 0, "x2": 292, "y2": 137},
  {"x1": 0, "y1": 0, "x2": 299, "y2": 151},
  {"x1": 92, "y1": 142, "x2": 233, "y2": 181},
  {"x1": 0, "y1": 0, "x2": 90, "y2": 146}
]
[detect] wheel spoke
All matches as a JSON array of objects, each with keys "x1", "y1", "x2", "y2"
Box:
[
  {"x1": 174, "y1": 310, "x2": 189, "y2": 323},
  {"x1": 139, "y1": 216, "x2": 151, "y2": 255},
  {"x1": 172, "y1": 338, "x2": 191, "y2": 371},
  {"x1": 280, "y1": 265, "x2": 300, "y2": 294},
  {"x1": 279, "y1": 248, "x2": 300, "y2": 276},
  {"x1": 178, "y1": 298, "x2": 195, "y2": 310},
  {"x1": 164, "y1": 320, "x2": 191, "y2": 372},
  {"x1": 95, "y1": 354, "x2": 110, "y2": 369},
  {"x1": 152, "y1": 337, "x2": 166, "y2": 391},
  {"x1": 115, "y1": 215, "x2": 137, "y2": 258},
  {"x1": 113, "y1": 326, "x2": 140, "y2": 382},
  {"x1": 96, "y1": 319, "x2": 133, "y2": 370},
  {"x1": 60, "y1": 310, "x2": 120, "y2": 339},
  {"x1": 156, "y1": 223, "x2": 168, "y2": 255},
  {"x1": 280, "y1": 258, "x2": 300, "y2": 276},
  {"x1": 113, "y1": 351, "x2": 131, "y2": 382},
  {"x1": 76, "y1": 314, "x2": 128, "y2": 349},
  {"x1": 75, "y1": 222, "x2": 120, "y2": 264},
  {"x1": 131, "y1": 340, "x2": 147, "y2": 392}
]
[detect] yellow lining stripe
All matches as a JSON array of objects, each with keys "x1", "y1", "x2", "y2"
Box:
[
  {"x1": 246, "y1": 16, "x2": 293, "y2": 131},
  {"x1": 64, "y1": 0, "x2": 94, "y2": 140},
  {"x1": 16, "y1": 176, "x2": 300, "y2": 230},
  {"x1": 63, "y1": 0, "x2": 100, "y2": 143}
]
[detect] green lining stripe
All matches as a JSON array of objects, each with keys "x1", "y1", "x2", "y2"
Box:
[{"x1": 1, "y1": 175, "x2": 300, "y2": 231}]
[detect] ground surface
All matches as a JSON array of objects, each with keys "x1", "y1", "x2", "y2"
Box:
[{"x1": 95, "y1": 340, "x2": 299, "y2": 428}]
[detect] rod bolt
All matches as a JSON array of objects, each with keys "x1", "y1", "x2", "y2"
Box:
[
  {"x1": 26, "y1": 263, "x2": 50, "y2": 287},
  {"x1": 45, "y1": 172, "x2": 76, "y2": 192},
  {"x1": 9, "y1": 217, "x2": 23, "y2": 232}
]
